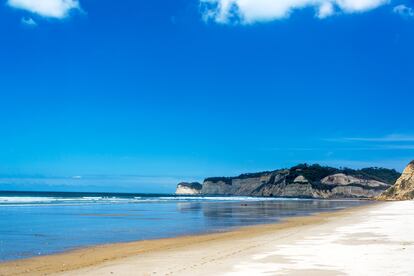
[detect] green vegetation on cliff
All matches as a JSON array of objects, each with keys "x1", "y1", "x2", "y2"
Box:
[{"x1": 205, "y1": 164, "x2": 400, "y2": 186}]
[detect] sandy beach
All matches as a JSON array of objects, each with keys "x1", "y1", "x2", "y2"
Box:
[{"x1": 1, "y1": 201, "x2": 413, "y2": 276}]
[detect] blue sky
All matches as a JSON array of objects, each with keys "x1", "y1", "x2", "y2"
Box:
[{"x1": 0, "y1": 0, "x2": 413, "y2": 192}]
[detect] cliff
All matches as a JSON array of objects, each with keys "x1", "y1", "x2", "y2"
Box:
[
  {"x1": 175, "y1": 182, "x2": 203, "y2": 195},
  {"x1": 377, "y1": 161, "x2": 414, "y2": 201},
  {"x1": 176, "y1": 164, "x2": 401, "y2": 199}
]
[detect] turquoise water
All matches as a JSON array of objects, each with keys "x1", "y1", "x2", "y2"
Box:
[{"x1": 0, "y1": 191, "x2": 369, "y2": 261}]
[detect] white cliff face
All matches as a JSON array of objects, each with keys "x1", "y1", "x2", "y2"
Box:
[
  {"x1": 175, "y1": 182, "x2": 202, "y2": 195},
  {"x1": 378, "y1": 161, "x2": 414, "y2": 201},
  {"x1": 175, "y1": 186, "x2": 200, "y2": 195}
]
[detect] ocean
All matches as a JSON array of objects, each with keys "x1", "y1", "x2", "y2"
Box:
[{"x1": 0, "y1": 191, "x2": 369, "y2": 261}]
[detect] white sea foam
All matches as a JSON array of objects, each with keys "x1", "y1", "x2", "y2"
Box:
[
  {"x1": 0, "y1": 195, "x2": 303, "y2": 205},
  {"x1": 0, "y1": 197, "x2": 58, "y2": 203}
]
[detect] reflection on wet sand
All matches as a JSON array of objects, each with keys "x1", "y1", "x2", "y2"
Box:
[{"x1": 177, "y1": 199, "x2": 368, "y2": 229}]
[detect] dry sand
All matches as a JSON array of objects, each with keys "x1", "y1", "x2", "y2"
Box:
[{"x1": 1, "y1": 201, "x2": 413, "y2": 276}]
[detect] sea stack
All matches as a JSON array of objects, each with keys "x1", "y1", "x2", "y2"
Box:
[
  {"x1": 377, "y1": 161, "x2": 414, "y2": 201},
  {"x1": 175, "y1": 182, "x2": 202, "y2": 195}
]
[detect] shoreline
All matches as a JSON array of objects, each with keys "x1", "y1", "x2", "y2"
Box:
[{"x1": 0, "y1": 202, "x2": 378, "y2": 276}]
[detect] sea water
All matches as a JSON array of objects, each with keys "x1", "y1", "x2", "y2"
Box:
[{"x1": 0, "y1": 191, "x2": 369, "y2": 261}]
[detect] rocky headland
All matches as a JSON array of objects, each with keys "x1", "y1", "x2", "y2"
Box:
[{"x1": 176, "y1": 164, "x2": 401, "y2": 199}]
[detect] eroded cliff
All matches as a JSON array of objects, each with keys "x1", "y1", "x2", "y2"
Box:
[
  {"x1": 377, "y1": 161, "x2": 414, "y2": 200},
  {"x1": 177, "y1": 164, "x2": 400, "y2": 199}
]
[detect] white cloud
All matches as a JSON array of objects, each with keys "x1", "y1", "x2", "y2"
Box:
[
  {"x1": 393, "y1": 4, "x2": 414, "y2": 17},
  {"x1": 325, "y1": 134, "x2": 414, "y2": 148},
  {"x1": 8, "y1": 0, "x2": 80, "y2": 19},
  {"x1": 318, "y1": 2, "x2": 335, "y2": 18},
  {"x1": 343, "y1": 134, "x2": 414, "y2": 142},
  {"x1": 201, "y1": 0, "x2": 390, "y2": 23},
  {"x1": 21, "y1": 16, "x2": 37, "y2": 26}
]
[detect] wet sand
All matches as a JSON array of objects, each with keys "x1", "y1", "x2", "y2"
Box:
[{"x1": 1, "y1": 201, "x2": 413, "y2": 276}]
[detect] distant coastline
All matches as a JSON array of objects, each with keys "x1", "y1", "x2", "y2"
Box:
[{"x1": 176, "y1": 163, "x2": 400, "y2": 199}]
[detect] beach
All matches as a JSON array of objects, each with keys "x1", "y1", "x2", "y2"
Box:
[
  {"x1": 1, "y1": 200, "x2": 413, "y2": 275},
  {"x1": 0, "y1": 193, "x2": 365, "y2": 261}
]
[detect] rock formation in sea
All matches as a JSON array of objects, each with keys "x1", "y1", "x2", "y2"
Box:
[
  {"x1": 377, "y1": 161, "x2": 414, "y2": 201},
  {"x1": 176, "y1": 164, "x2": 401, "y2": 199},
  {"x1": 175, "y1": 182, "x2": 203, "y2": 195}
]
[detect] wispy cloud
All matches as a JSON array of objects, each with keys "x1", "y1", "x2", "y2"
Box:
[
  {"x1": 7, "y1": 0, "x2": 80, "y2": 19},
  {"x1": 340, "y1": 134, "x2": 414, "y2": 142},
  {"x1": 318, "y1": 134, "x2": 414, "y2": 151},
  {"x1": 21, "y1": 16, "x2": 37, "y2": 26},
  {"x1": 377, "y1": 144, "x2": 414, "y2": 150},
  {"x1": 267, "y1": 134, "x2": 414, "y2": 153},
  {"x1": 393, "y1": 4, "x2": 414, "y2": 17},
  {"x1": 264, "y1": 145, "x2": 414, "y2": 152},
  {"x1": 200, "y1": 0, "x2": 390, "y2": 24}
]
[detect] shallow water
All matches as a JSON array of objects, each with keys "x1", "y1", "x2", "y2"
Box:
[{"x1": 0, "y1": 191, "x2": 370, "y2": 261}]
